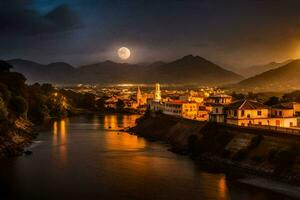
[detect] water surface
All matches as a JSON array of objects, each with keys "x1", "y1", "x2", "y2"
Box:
[{"x1": 0, "y1": 114, "x2": 295, "y2": 200}]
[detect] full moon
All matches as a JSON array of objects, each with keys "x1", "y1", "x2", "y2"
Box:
[{"x1": 117, "y1": 47, "x2": 131, "y2": 60}]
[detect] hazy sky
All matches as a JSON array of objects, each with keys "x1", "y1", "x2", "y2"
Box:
[{"x1": 1, "y1": 0, "x2": 300, "y2": 68}]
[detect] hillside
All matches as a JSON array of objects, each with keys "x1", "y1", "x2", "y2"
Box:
[
  {"x1": 8, "y1": 59, "x2": 76, "y2": 84},
  {"x1": 236, "y1": 59, "x2": 300, "y2": 91},
  {"x1": 7, "y1": 55, "x2": 243, "y2": 86},
  {"x1": 236, "y1": 59, "x2": 293, "y2": 77},
  {"x1": 151, "y1": 55, "x2": 243, "y2": 85}
]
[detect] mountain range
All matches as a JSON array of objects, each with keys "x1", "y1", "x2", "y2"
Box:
[
  {"x1": 234, "y1": 59, "x2": 300, "y2": 91},
  {"x1": 8, "y1": 55, "x2": 243, "y2": 86},
  {"x1": 234, "y1": 59, "x2": 293, "y2": 77},
  {"x1": 9, "y1": 55, "x2": 300, "y2": 91}
]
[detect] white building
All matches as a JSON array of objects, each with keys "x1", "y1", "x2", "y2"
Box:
[
  {"x1": 226, "y1": 100, "x2": 297, "y2": 128},
  {"x1": 154, "y1": 83, "x2": 161, "y2": 102}
]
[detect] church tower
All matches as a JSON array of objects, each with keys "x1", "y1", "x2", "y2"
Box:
[
  {"x1": 136, "y1": 86, "x2": 142, "y2": 105},
  {"x1": 154, "y1": 83, "x2": 161, "y2": 102}
]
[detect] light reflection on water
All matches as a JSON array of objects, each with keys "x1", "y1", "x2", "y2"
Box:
[{"x1": 0, "y1": 114, "x2": 296, "y2": 200}]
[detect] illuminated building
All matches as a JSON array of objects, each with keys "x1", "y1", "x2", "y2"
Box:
[
  {"x1": 206, "y1": 94, "x2": 232, "y2": 123},
  {"x1": 154, "y1": 83, "x2": 161, "y2": 102},
  {"x1": 206, "y1": 94, "x2": 232, "y2": 104},
  {"x1": 163, "y1": 100, "x2": 198, "y2": 119},
  {"x1": 226, "y1": 100, "x2": 297, "y2": 128}
]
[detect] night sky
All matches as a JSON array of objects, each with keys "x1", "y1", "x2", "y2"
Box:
[{"x1": 1, "y1": 0, "x2": 300, "y2": 68}]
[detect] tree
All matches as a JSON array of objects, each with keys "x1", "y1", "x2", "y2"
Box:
[
  {"x1": 116, "y1": 99, "x2": 125, "y2": 111},
  {"x1": 265, "y1": 96, "x2": 280, "y2": 106},
  {"x1": 247, "y1": 92, "x2": 258, "y2": 100},
  {"x1": 40, "y1": 83, "x2": 54, "y2": 94},
  {"x1": 0, "y1": 60, "x2": 13, "y2": 72},
  {"x1": 0, "y1": 83, "x2": 11, "y2": 103},
  {"x1": 0, "y1": 72, "x2": 27, "y2": 97},
  {"x1": 231, "y1": 92, "x2": 245, "y2": 100},
  {"x1": 80, "y1": 93, "x2": 96, "y2": 109},
  {"x1": 96, "y1": 98, "x2": 105, "y2": 111},
  {"x1": 9, "y1": 96, "x2": 28, "y2": 118}
]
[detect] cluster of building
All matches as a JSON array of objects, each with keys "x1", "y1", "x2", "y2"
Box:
[{"x1": 137, "y1": 83, "x2": 300, "y2": 129}]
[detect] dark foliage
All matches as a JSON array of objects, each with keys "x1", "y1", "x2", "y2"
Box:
[
  {"x1": 116, "y1": 99, "x2": 125, "y2": 111},
  {"x1": 9, "y1": 96, "x2": 28, "y2": 118},
  {"x1": 265, "y1": 96, "x2": 280, "y2": 106},
  {"x1": 0, "y1": 60, "x2": 12, "y2": 72}
]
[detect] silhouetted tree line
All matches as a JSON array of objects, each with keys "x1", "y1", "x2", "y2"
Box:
[{"x1": 0, "y1": 61, "x2": 69, "y2": 126}]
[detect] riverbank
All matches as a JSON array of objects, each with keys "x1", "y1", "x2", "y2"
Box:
[
  {"x1": 130, "y1": 113, "x2": 300, "y2": 187},
  {"x1": 0, "y1": 118, "x2": 37, "y2": 158}
]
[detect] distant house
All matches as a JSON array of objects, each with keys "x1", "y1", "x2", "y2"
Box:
[
  {"x1": 270, "y1": 103, "x2": 297, "y2": 127},
  {"x1": 197, "y1": 105, "x2": 209, "y2": 121},
  {"x1": 226, "y1": 100, "x2": 298, "y2": 128},
  {"x1": 226, "y1": 100, "x2": 269, "y2": 126},
  {"x1": 179, "y1": 90, "x2": 204, "y2": 103},
  {"x1": 206, "y1": 102, "x2": 227, "y2": 123},
  {"x1": 149, "y1": 99, "x2": 200, "y2": 120},
  {"x1": 206, "y1": 94, "x2": 232, "y2": 104},
  {"x1": 163, "y1": 100, "x2": 198, "y2": 119},
  {"x1": 206, "y1": 94, "x2": 232, "y2": 123}
]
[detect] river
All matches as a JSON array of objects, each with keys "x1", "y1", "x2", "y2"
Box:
[{"x1": 0, "y1": 114, "x2": 296, "y2": 200}]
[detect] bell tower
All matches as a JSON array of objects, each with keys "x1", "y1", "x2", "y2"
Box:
[
  {"x1": 154, "y1": 83, "x2": 161, "y2": 102},
  {"x1": 137, "y1": 86, "x2": 142, "y2": 105}
]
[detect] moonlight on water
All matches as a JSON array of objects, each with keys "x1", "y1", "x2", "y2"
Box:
[{"x1": 118, "y1": 47, "x2": 131, "y2": 60}]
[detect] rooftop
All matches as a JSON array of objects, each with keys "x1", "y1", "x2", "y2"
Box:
[
  {"x1": 166, "y1": 100, "x2": 197, "y2": 105},
  {"x1": 208, "y1": 94, "x2": 232, "y2": 98},
  {"x1": 227, "y1": 99, "x2": 269, "y2": 110}
]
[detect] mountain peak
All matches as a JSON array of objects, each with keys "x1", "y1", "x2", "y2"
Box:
[
  {"x1": 175, "y1": 55, "x2": 212, "y2": 65},
  {"x1": 102, "y1": 60, "x2": 116, "y2": 64}
]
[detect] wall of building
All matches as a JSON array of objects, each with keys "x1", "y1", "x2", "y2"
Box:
[
  {"x1": 271, "y1": 109, "x2": 294, "y2": 117},
  {"x1": 227, "y1": 109, "x2": 268, "y2": 119},
  {"x1": 226, "y1": 117, "x2": 297, "y2": 127},
  {"x1": 163, "y1": 103, "x2": 182, "y2": 117},
  {"x1": 182, "y1": 103, "x2": 198, "y2": 119}
]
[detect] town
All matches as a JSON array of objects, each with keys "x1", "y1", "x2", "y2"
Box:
[
  {"x1": 65, "y1": 83, "x2": 300, "y2": 131},
  {"x1": 149, "y1": 83, "x2": 300, "y2": 129}
]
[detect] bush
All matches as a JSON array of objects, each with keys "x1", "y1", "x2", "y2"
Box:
[
  {"x1": 96, "y1": 98, "x2": 105, "y2": 111},
  {"x1": 9, "y1": 96, "x2": 28, "y2": 118},
  {"x1": 0, "y1": 83, "x2": 11, "y2": 103},
  {"x1": 116, "y1": 99, "x2": 125, "y2": 111},
  {"x1": 0, "y1": 60, "x2": 12, "y2": 72}
]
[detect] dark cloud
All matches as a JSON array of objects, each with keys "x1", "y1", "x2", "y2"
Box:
[
  {"x1": 1, "y1": 0, "x2": 300, "y2": 67},
  {"x1": 0, "y1": 0, "x2": 81, "y2": 36}
]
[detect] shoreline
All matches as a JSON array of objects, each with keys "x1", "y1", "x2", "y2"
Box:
[
  {"x1": 130, "y1": 113, "x2": 300, "y2": 193},
  {"x1": 0, "y1": 119, "x2": 38, "y2": 158},
  {"x1": 0, "y1": 112, "x2": 140, "y2": 159}
]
